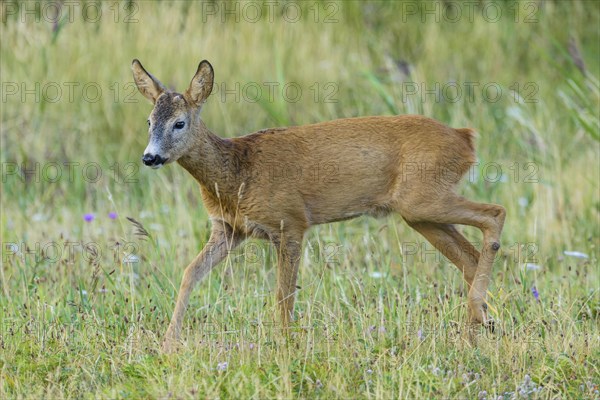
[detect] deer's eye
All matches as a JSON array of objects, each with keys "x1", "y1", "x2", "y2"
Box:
[
  {"x1": 174, "y1": 121, "x2": 185, "y2": 130},
  {"x1": 147, "y1": 119, "x2": 151, "y2": 126}
]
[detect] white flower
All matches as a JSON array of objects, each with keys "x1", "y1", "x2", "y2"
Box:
[
  {"x1": 149, "y1": 223, "x2": 163, "y2": 231},
  {"x1": 6, "y1": 243, "x2": 19, "y2": 254},
  {"x1": 122, "y1": 254, "x2": 140, "y2": 264},
  {"x1": 518, "y1": 197, "x2": 529, "y2": 208},
  {"x1": 563, "y1": 251, "x2": 589, "y2": 259},
  {"x1": 32, "y1": 213, "x2": 46, "y2": 222}
]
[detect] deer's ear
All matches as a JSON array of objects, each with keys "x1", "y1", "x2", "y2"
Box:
[
  {"x1": 131, "y1": 59, "x2": 166, "y2": 104},
  {"x1": 185, "y1": 60, "x2": 214, "y2": 107}
]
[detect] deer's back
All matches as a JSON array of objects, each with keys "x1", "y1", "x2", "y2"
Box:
[{"x1": 227, "y1": 115, "x2": 476, "y2": 228}]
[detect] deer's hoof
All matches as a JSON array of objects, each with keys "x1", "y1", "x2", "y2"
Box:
[
  {"x1": 162, "y1": 340, "x2": 178, "y2": 354},
  {"x1": 161, "y1": 333, "x2": 182, "y2": 354},
  {"x1": 483, "y1": 317, "x2": 495, "y2": 333},
  {"x1": 468, "y1": 299, "x2": 492, "y2": 327}
]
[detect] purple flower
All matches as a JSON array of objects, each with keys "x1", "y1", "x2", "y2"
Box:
[
  {"x1": 84, "y1": 213, "x2": 94, "y2": 222},
  {"x1": 217, "y1": 361, "x2": 228, "y2": 371},
  {"x1": 531, "y1": 286, "x2": 539, "y2": 301},
  {"x1": 108, "y1": 212, "x2": 117, "y2": 219}
]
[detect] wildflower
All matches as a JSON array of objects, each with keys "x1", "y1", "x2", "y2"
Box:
[
  {"x1": 150, "y1": 223, "x2": 163, "y2": 231},
  {"x1": 417, "y1": 328, "x2": 424, "y2": 341},
  {"x1": 217, "y1": 361, "x2": 228, "y2": 371},
  {"x1": 563, "y1": 251, "x2": 589, "y2": 259},
  {"x1": 84, "y1": 213, "x2": 94, "y2": 222},
  {"x1": 518, "y1": 197, "x2": 529, "y2": 208},
  {"x1": 109, "y1": 212, "x2": 117, "y2": 219},
  {"x1": 462, "y1": 373, "x2": 469, "y2": 384},
  {"x1": 122, "y1": 254, "x2": 140, "y2": 264},
  {"x1": 525, "y1": 263, "x2": 541, "y2": 271},
  {"x1": 32, "y1": 213, "x2": 46, "y2": 222},
  {"x1": 531, "y1": 286, "x2": 540, "y2": 301}
]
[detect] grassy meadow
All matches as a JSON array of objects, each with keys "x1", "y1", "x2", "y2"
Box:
[{"x1": 1, "y1": 0, "x2": 599, "y2": 398}]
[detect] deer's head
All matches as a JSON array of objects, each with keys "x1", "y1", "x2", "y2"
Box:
[{"x1": 132, "y1": 59, "x2": 214, "y2": 169}]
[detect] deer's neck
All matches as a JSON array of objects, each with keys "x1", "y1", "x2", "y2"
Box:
[{"x1": 177, "y1": 122, "x2": 244, "y2": 201}]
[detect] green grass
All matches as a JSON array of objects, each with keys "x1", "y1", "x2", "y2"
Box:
[{"x1": 1, "y1": 0, "x2": 599, "y2": 398}]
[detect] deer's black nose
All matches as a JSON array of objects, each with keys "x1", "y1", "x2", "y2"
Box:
[
  {"x1": 142, "y1": 153, "x2": 168, "y2": 167},
  {"x1": 142, "y1": 153, "x2": 157, "y2": 166}
]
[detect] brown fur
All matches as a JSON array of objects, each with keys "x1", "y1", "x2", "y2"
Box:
[{"x1": 132, "y1": 60, "x2": 506, "y2": 352}]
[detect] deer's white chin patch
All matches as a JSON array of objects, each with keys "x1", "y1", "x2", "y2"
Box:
[{"x1": 150, "y1": 163, "x2": 164, "y2": 170}]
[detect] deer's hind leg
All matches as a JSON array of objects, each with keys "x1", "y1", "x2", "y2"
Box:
[
  {"x1": 398, "y1": 194, "x2": 506, "y2": 326},
  {"x1": 405, "y1": 221, "x2": 480, "y2": 287}
]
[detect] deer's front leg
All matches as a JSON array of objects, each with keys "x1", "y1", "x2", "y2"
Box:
[
  {"x1": 163, "y1": 224, "x2": 241, "y2": 352},
  {"x1": 273, "y1": 237, "x2": 302, "y2": 327}
]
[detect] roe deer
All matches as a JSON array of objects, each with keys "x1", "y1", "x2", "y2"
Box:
[{"x1": 132, "y1": 59, "x2": 506, "y2": 352}]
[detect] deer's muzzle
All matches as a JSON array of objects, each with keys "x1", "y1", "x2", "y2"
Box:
[{"x1": 142, "y1": 153, "x2": 168, "y2": 168}]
